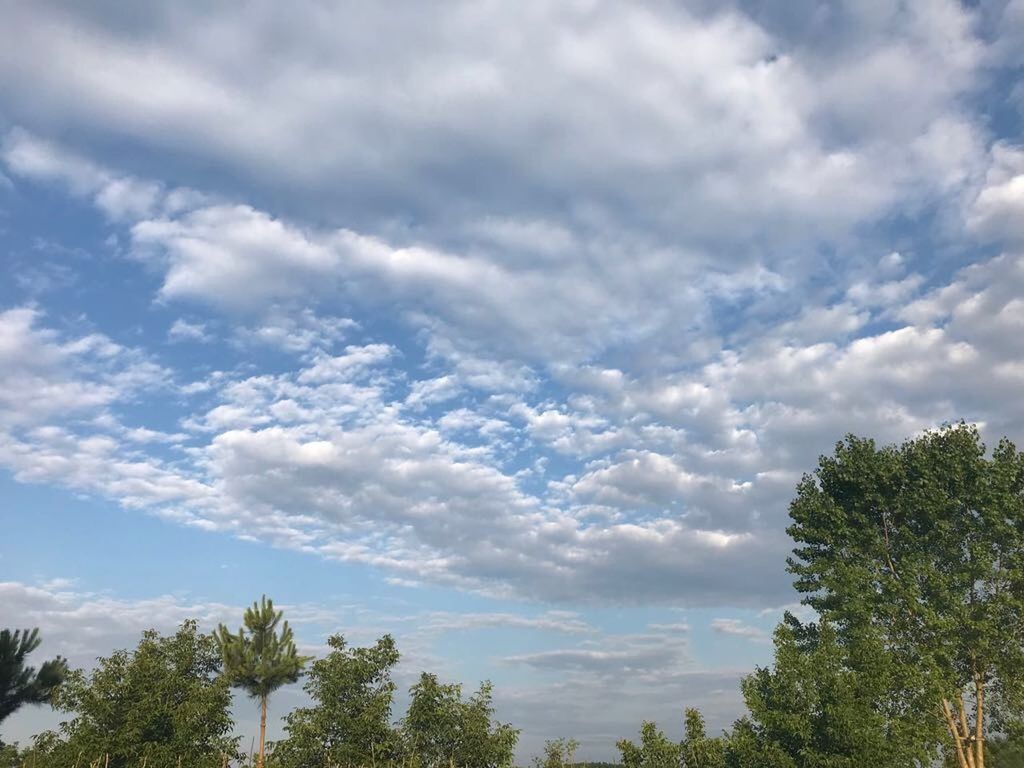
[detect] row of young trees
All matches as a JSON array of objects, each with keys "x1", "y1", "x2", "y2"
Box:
[
  {"x1": 3, "y1": 424, "x2": 1024, "y2": 767},
  {"x1": 0, "y1": 616, "x2": 517, "y2": 768}
]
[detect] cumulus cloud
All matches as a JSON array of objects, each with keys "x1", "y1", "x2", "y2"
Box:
[
  {"x1": 2, "y1": 1, "x2": 1024, "y2": 612},
  {"x1": 0, "y1": 1, "x2": 987, "y2": 239},
  {"x1": 968, "y1": 143, "x2": 1024, "y2": 244},
  {"x1": 2, "y1": 129, "x2": 166, "y2": 221},
  {"x1": 167, "y1": 318, "x2": 211, "y2": 343},
  {"x1": 0, "y1": 307, "x2": 168, "y2": 429},
  {"x1": 0, "y1": 0, "x2": 998, "y2": 365}
]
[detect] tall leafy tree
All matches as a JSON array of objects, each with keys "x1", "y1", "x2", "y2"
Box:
[
  {"x1": 787, "y1": 424, "x2": 1024, "y2": 768},
  {"x1": 401, "y1": 673, "x2": 518, "y2": 768},
  {"x1": 616, "y1": 721, "x2": 681, "y2": 768},
  {"x1": 726, "y1": 615, "x2": 939, "y2": 768},
  {"x1": 0, "y1": 628, "x2": 66, "y2": 734},
  {"x1": 458, "y1": 681, "x2": 519, "y2": 768},
  {"x1": 216, "y1": 596, "x2": 308, "y2": 768},
  {"x1": 274, "y1": 633, "x2": 400, "y2": 768},
  {"x1": 680, "y1": 709, "x2": 725, "y2": 768},
  {"x1": 25, "y1": 621, "x2": 236, "y2": 768}
]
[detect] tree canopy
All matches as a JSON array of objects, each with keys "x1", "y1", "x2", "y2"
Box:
[
  {"x1": 787, "y1": 424, "x2": 1024, "y2": 767},
  {"x1": 728, "y1": 614, "x2": 940, "y2": 768},
  {"x1": 274, "y1": 633, "x2": 400, "y2": 768},
  {"x1": 25, "y1": 621, "x2": 236, "y2": 768},
  {"x1": 402, "y1": 673, "x2": 518, "y2": 768}
]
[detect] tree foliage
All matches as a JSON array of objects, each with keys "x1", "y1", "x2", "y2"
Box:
[
  {"x1": 787, "y1": 424, "x2": 1024, "y2": 767},
  {"x1": 26, "y1": 620, "x2": 236, "y2": 768},
  {"x1": 535, "y1": 737, "x2": 580, "y2": 768},
  {"x1": 274, "y1": 633, "x2": 400, "y2": 768},
  {"x1": 401, "y1": 673, "x2": 518, "y2": 768},
  {"x1": 986, "y1": 727, "x2": 1024, "y2": 768},
  {"x1": 0, "y1": 628, "x2": 66, "y2": 733},
  {"x1": 680, "y1": 709, "x2": 725, "y2": 768},
  {"x1": 616, "y1": 710, "x2": 726, "y2": 768},
  {"x1": 726, "y1": 615, "x2": 939, "y2": 768},
  {"x1": 617, "y1": 721, "x2": 681, "y2": 768}
]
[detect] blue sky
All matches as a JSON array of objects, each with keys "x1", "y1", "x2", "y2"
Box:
[{"x1": 1, "y1": 0, "x2": 1023, "y2": 760}]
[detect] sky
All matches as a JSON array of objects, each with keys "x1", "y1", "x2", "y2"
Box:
[{"x1": 1, "y1": 0, "x2": 1023, "y2": 761}]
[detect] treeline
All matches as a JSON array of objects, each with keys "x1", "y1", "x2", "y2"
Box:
[
  {"x1": 3, "y1": 424, "x2": 1024, "y2": 767},
  {"x1": 0, "y1": 620, "x2": 516, "y2": 768}
]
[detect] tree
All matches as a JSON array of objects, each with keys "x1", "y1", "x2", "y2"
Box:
[
  {"x1": 0, "y1": 628, "x2": 66, "y2": 733},
  {"x1": 26, "y1": 621, "x2": 236, "y2": 768},
  {"x1": 617, "y1": 721, "x2": 681, "y2": 768},
  {"x1": 986, "y1": 726, "x2": 1024, "y2": 768},
  {"x1": 274, "y1": 633, "x2": 400, "y2": 768},
  {"x1": 725, "y1": 614, "x2": 939, "y2": 768},
  {"x1": 401, "y1": 673, "x2": 519, "y2": 768},
  {"x1": 216, "y1": 596, "x2": 308, "y2": 768},
  {"x1": 787, "y1": 424, "x2": 1024, "y2": 768},
  {"x1": 617, "y1": 711, "x2": 727, "y2": 768},
  {"x1": 680, "y1": 709, "x2": 725, "y2": 768},
  {"x1": 535, "y1": 737, "x2": 580, "y2": 768}
]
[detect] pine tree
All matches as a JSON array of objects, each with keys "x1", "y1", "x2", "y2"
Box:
[
  {"x1": 215, "y1": 596, "x2": 308, "y2": 768},
  {"x1": 0, "y1": 628, "x2": 66, "y2": 732}
]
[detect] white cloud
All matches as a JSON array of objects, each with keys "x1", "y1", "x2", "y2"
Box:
[
  {"x1": 2, "y1": 129, "x2": 165, "y2": 221},
  {"x1": 8, "y1": 233, "x2": 1024, "y2": 605},
  {"x1": 1, "y1": 2, "x2": 1023, "y2": 612},
  {"x1": 968, "y1": 143, "x2": 1024, "y2": 244},
  {"x1": 167, "y1": 318, "x2": 211, "y2": 343},
  {"x1": 232, "y1": 310, "x2": 357, "y2": 354},
  {"x1": 0, "y1": 1, "x2": 985, "y2": 242},
  {"x1": 0, "y1": 0, "x2": 994, "y2": 369},
  {"x1": 0, "y1": 307, "x2": 167, "y2": 429},
  {"x1": 710, "y1": 618, "x2": 770, "y2": 643}
]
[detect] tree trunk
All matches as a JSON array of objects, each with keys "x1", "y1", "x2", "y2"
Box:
[
  {"x1": 259, "y1": 694, "x2": 268, "y2": 768},
  {"x1": 942, "y1": 699, "x2": 970, "y2": 768},
  {"x1": 975, "y1": 676, "x2": 985, "y2": 768},
  {"x1": 957, "y1": 697, "x2": 976, "y2": 768}
]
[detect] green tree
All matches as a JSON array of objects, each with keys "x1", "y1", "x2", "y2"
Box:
[
  {"x1": 0, "y1": 742, "x2": 21, "y2": 768},
  {"x1": 0, "y1": 628, "x2": 66, "y2": 734},
  {"x1": 535, "y1": 737, "x2": 580, "y2": 768},
  {"x1": 787, "y1": 424, "x2": 1024, "y2": 768},
  {"x1": 617, "y1": 721, "x2": 681, "y2": 768},
  {"x1": 986, "y1": 726, "x2": 1024, "y2": 768},
  {"x1": 216, "y1": 596, "x2": 308, "y2": 768},
  {"x1": 680, "y1": 709, "x2": 725, "y2": 768},
  {"x1": 725, "y1": 614, "x2": 939, "y2": 768},
  {"x1": 403, "y1": 673, "x2": 461, "y2": 767},
  {"x1": 274, "y1": 633, "x2": 400, "y2": 768},
  {"x1": 617, "y1": 712, "x2": 727, "y2": 768},
  {"x1": 26, "y1": 620, "x2": 236, "y2": 768},
  {"x1": 401, "y1": 673, "x2": 518, "y2": 768}
]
